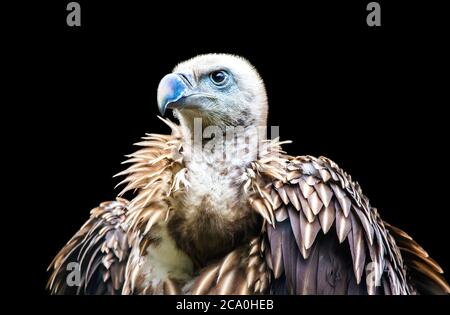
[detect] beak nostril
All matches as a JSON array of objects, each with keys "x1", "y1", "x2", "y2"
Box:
[{"x1": 177, "y1": 73, "x2": 194, "y2": 88}]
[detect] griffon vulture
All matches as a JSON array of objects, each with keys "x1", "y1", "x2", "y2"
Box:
[{"x1": 48, "y1": 54, "x2": 449, "y2": 295}]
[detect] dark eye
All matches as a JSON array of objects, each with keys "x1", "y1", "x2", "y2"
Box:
[{"x1": 209, "y1": 70, "x2": 228, "y2": 85}]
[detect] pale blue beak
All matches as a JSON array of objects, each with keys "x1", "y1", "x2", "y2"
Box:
[{"x1": 157, "y1": 73, "x2": 190, "y2": 115}]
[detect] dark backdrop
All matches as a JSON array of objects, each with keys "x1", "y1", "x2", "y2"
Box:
[{"x1": 15, "y1": 0, "x2": 448, "y2": 296}]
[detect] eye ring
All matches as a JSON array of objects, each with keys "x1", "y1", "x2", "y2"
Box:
[{"x1": 209, "y1": 70, "x2": 229, "y2": 86}]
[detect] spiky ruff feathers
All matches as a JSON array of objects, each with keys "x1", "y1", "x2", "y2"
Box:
[{"x1": 116, "y1": 117, "x2": 270, "y2": 293}]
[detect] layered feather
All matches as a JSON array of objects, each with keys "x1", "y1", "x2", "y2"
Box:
[
  {"x1": 246, "y1": 151, "x2": 449, "y2": 295},
  {"x1": 47, "y1": 198, "x2": 130, "y2": 294}
]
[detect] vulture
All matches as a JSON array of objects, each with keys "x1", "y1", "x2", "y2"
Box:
[{"x1": 48, "y1": 54, "x2": 449, "y2": 295}]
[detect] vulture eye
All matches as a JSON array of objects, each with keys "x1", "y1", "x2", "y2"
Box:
[{"x1": 209, "y1": 70, "x2": 228, "y2": 85}]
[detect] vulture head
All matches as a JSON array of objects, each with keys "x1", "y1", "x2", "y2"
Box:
[{"x1": 157, "y1": 54, "x2": 268, "y2": 131}]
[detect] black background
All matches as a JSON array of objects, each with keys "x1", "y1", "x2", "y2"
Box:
[{"x1": 11, "y1": 0, "x2": 449, "y2": 305}]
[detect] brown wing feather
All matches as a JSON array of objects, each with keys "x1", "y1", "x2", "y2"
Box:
[
  {"x1": 185, "y1": 236, "x2": 270, "y2": 294},
  {"x1": 49, "y1": 118, "x2": 183, "y2": 295},
  {"x1": 47, "y1": 198, "x2": 130, "y2": 294},
  {"x1": 248, "y1": 145, "x2": 447, "y2": 295},
  {"x1": 384, "y1": 222, "x2": 450, "y2": 294}
]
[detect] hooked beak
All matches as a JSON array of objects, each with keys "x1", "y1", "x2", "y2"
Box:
[
  {"x1": 157, "y1": 73, "x2": 217, "y2": 116},
  {"x1": 157, "y1": 73, "x2": 193, "y2": 115}
]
